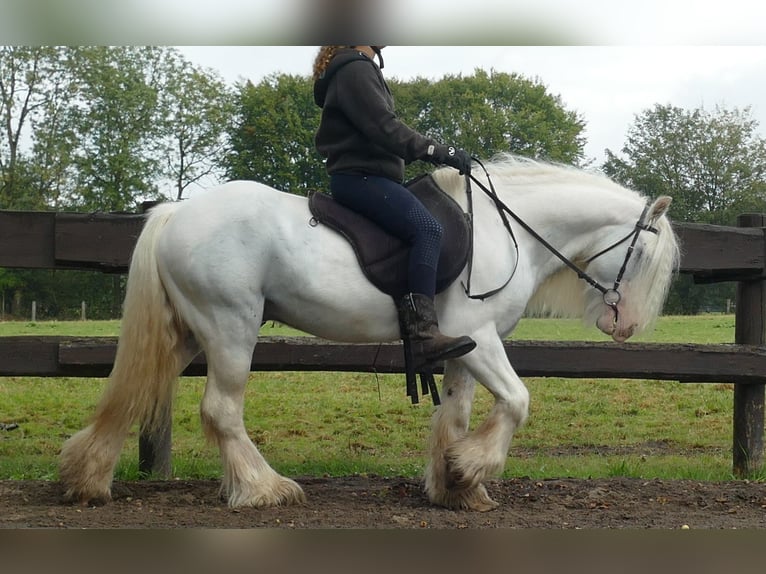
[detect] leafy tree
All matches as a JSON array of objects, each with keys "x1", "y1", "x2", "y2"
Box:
[
  {"x1": 0, "y1": 46, "x2": 73, "y2": 209},
  {"x1": 1, "y1": 46, "x2": 243, "y2": 319},
  {"x1": 61, "y1": 46, "x2": 172, "y2": 211},
  {"x1": 160, "y1": 56, "x2": 236, "y2": 199},
  {"x1": 603, "y1": 104, "x2": 766, "y2": 225},
  {"x1": 224, "y1": 74, "x2": 324, "y2": 195},
  {"x1": 223, "y1": 69, "x2": 586, "y2": 194},
  {"x1": 393, "y1": 69, "x2": 586, "y2": 175},
  {"x1": 0, "y1": 46, "x2": 78, "y2": 317},
  {"x1": 603, "y1": 104, "x2": 766, "y2": 314}
]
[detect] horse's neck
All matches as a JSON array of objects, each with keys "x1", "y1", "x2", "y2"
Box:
[
  {"x1": 437, "y1": 163, "x2": 641, "y2": 242},
  {"x1": 498, "y1": 181, "x2": 640, "y2": 257},
  {"x1": 434, "y1": 161, "x2": 644, "y2": 282}
]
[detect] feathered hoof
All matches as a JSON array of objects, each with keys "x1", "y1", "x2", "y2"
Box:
[
  {"x1": 444, "y1": 452, "x2": 486, "y2": 492},
  {"x1": 429, "y1": 483, "x2": 499, "y2": 512},
  {"x1": 59, "y1": 429, "x2": 117, "y2": 507},
  {"x1": 59, "y1": 454, "x2": 113, "y2": 506},
  {"x1": 61, "y1": 483, "x2": 112, "y2": 507},
  {"x1": 443, "y1": 440, "x2": 506, "y2": 493},
  {"x1": 226, "y1": 476, "x2": 306, "y2": 508}
]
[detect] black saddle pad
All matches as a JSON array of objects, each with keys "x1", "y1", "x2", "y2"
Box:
[{"x1": 308, "y1": 174, "x2": 471, "y2": 298}]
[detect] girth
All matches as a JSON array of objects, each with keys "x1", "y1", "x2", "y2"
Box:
[{"x1": 308, "y1": 174, "x2": 471, "y2": 299}]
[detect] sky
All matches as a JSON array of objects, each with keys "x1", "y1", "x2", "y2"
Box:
[
  {"x1": 177, "y1": 45, "x2": 766, "y2": 166},
  {"x1": 3, "y1": 0, "x2": 765, "y2": 170}
]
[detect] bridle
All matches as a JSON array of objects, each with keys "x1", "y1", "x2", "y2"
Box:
[{"x1": 462, "y1": 159, "x2": 659, "y2": 322}]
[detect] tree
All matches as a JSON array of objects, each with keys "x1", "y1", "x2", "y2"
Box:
[
  {"x1": 160, "y1": 56, "x2": 236, "y2": 200},
  {"x1": 393, "y1": 69, "x2": 586, "y2": 174},
  {"x1": 61, "y1": 46, "x2": 173, "y2": 212},
  {"x1": 0, "y1": 46, "x2": 242, "y2": 319},
  {"x1": 602, "y1": 104, "x2": 766, "y2": 314},
  {"x1": 603, "y1": 104, "x2": 766, "y2": 225},
  {"x1": 223, "y1": 69, "x2": 586, "y2": 194},
  {"x1": 0, "y1": 46, "x2": 73, "y2": 209},
  {"x1": 224, "y1": 73, "x2": 324, "y2": 195}
]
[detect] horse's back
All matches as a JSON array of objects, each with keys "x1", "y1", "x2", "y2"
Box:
[
  {"x1": 161, "y1": 181, "x2": 307, "y2": 246},
  {"x1": 183, "y1": 180, "x2": 307, "y2": 219}
]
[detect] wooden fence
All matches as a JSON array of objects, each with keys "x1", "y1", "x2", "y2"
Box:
[{"x1": 1, "y1": 208, "x2": 764, "y2": 478}]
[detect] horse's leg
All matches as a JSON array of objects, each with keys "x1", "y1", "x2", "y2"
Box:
[
  {"x1": 199, "y1": 331, "x2": 305, "y2": 508},
  {"x1": 60, "y1": 209, "x2": 194, "y2": 505},
  {"x1": 424, "y1": 361, "x2": 500, "y2": 511},
  {"x1": 59, "y1": 337, "x2": 199, "y2": 505},
  {"x1": 434, "y1": 324, "x2": 530, "y2": 510}
]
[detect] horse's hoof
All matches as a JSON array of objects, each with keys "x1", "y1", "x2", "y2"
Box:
[
  {"x1": 275, "y1": 477, "x2": 307, "y2": 506},
  {"x1": 470, "y1": 495, "x2": 500, "y2": 512},
  {"x1": 429, "y1": 483, "x2": 499, "y2": 512},
  {"x1": 227, "y1": 476, "x2": 306, "y2": 508},
  {"x1": 63, "y1": 487, "x2": 112, "y2": 507}
]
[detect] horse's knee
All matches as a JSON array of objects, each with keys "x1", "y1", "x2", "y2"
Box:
[
  {"x1": 509, "y1": 385, "x2": 530, "y2": 428},
  {"x1": 497, "y1": 384, "x2": 529, "y2": 431}
]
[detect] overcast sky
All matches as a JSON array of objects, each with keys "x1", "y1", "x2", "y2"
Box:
[
  {"x1": 3, "y1": 1, "x2": 765, "y2": 169},
  {"x1": 177, "y1": 45, "x2": 766, "y2": 166}
]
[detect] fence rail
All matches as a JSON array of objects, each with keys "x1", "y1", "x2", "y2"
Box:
[
  {"x1": 1, "y1": 208, "x2": 764, "y2": 478},
  {"x1": 2, "y1": 335, "x2": 766, "y2": 383}
]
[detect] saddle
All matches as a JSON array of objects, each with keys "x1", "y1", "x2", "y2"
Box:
[
  {"x1": 308, "y1": 174, "x2": 473, "y2": 407},
  {"x1": 308, "y1": 174, "x2": 471, "y2": 299}
]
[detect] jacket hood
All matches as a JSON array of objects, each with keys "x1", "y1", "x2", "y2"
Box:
[{"x1": 313, "y1": 50, "x2": 373, "y2": 108}]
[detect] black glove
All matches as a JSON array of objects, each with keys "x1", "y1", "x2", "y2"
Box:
[{"x1": 428, "y1": 144, "x2": 472, "y2": 176}]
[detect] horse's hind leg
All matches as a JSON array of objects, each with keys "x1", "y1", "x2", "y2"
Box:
[
  {"x1": 60, "y1": 338, "x2": 198, "y2": 505},
  {"x1": 200, "y1": 333, "x2": 305, "y2": 508}
]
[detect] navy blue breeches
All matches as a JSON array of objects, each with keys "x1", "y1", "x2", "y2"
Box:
[{"x1": 330, "y1": 174, "x2": 443, "y2": 299}]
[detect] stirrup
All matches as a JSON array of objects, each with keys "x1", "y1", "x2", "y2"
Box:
[{"x1": 402, "y1": 335, "x2": 441, "y2": 406}]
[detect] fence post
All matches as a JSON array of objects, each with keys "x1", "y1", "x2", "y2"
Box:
[
  {"x1": 137, "y1": 201, "x2": 172, "y2": 479},
  {"x1": 733, "y1": 213, "x2": 766, "y2": 477}
]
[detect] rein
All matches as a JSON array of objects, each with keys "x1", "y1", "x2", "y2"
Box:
[{"x1": 462, "y1": 159, "x2": 659, "y2": 319}]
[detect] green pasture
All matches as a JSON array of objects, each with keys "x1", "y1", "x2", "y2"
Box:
[{"x1": 1, "y1": 314, "x2": 761, "y2": 483}]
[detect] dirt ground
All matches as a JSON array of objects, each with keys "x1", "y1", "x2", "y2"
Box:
[{"x1": 2, "y1": 474, "x2": 766, "y2": 529}]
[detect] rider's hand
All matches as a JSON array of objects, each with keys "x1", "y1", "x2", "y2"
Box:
[{"x1": 428, "y1": 144, "x2": 472, "y2": 176}]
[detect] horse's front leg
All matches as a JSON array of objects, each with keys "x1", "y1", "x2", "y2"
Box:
[
  {"x1": 428, "y1": 326, "x2": 530, "y2": 511},
  {"x1": 425, "y1": 361, "x2": 492, "y2": 510}
]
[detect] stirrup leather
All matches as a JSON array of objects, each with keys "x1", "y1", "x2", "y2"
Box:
[{"x1": 401, "y1": 333, "x2": 441, "y2": 406}]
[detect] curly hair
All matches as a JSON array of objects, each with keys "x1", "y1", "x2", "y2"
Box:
[{"x1": 312, "y1": 46, "x2": 346, "y2": 80}]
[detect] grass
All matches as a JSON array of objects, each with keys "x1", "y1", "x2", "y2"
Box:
[{"x1": 0, "y1": 314, "x2": 760, "y2": 483}]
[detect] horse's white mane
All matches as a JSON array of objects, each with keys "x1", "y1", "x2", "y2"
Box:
[
  {"x1": 431, "y1": 153, "x2": 645, "y2": 204},
  {"x1": 432, "y1": 153, "x2": 679, "y2": 330}
]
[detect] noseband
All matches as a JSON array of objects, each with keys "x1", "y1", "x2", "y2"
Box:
[{"x1": 463, "y1": 160, "x2": 660, "y2": 321}]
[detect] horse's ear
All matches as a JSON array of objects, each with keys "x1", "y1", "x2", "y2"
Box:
[{"x1": 648, "y1": 196, "x2": 672, "y2": 222}]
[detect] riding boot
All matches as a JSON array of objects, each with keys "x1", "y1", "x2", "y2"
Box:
[{"x1": 397, "y1": 293, "x2": 476, "y2": 368}]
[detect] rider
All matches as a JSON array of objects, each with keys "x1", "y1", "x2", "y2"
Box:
[{"x1": 312, "y1": 45, "x2": 476, "y2": 367}]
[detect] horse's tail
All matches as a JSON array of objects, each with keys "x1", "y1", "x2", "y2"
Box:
[
  {"x1": 60, "y1": 202, "x2": 185, "y2": 501},
  {"x1": 97, "y1": 202, "x2": 185, "y2": 433}
]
